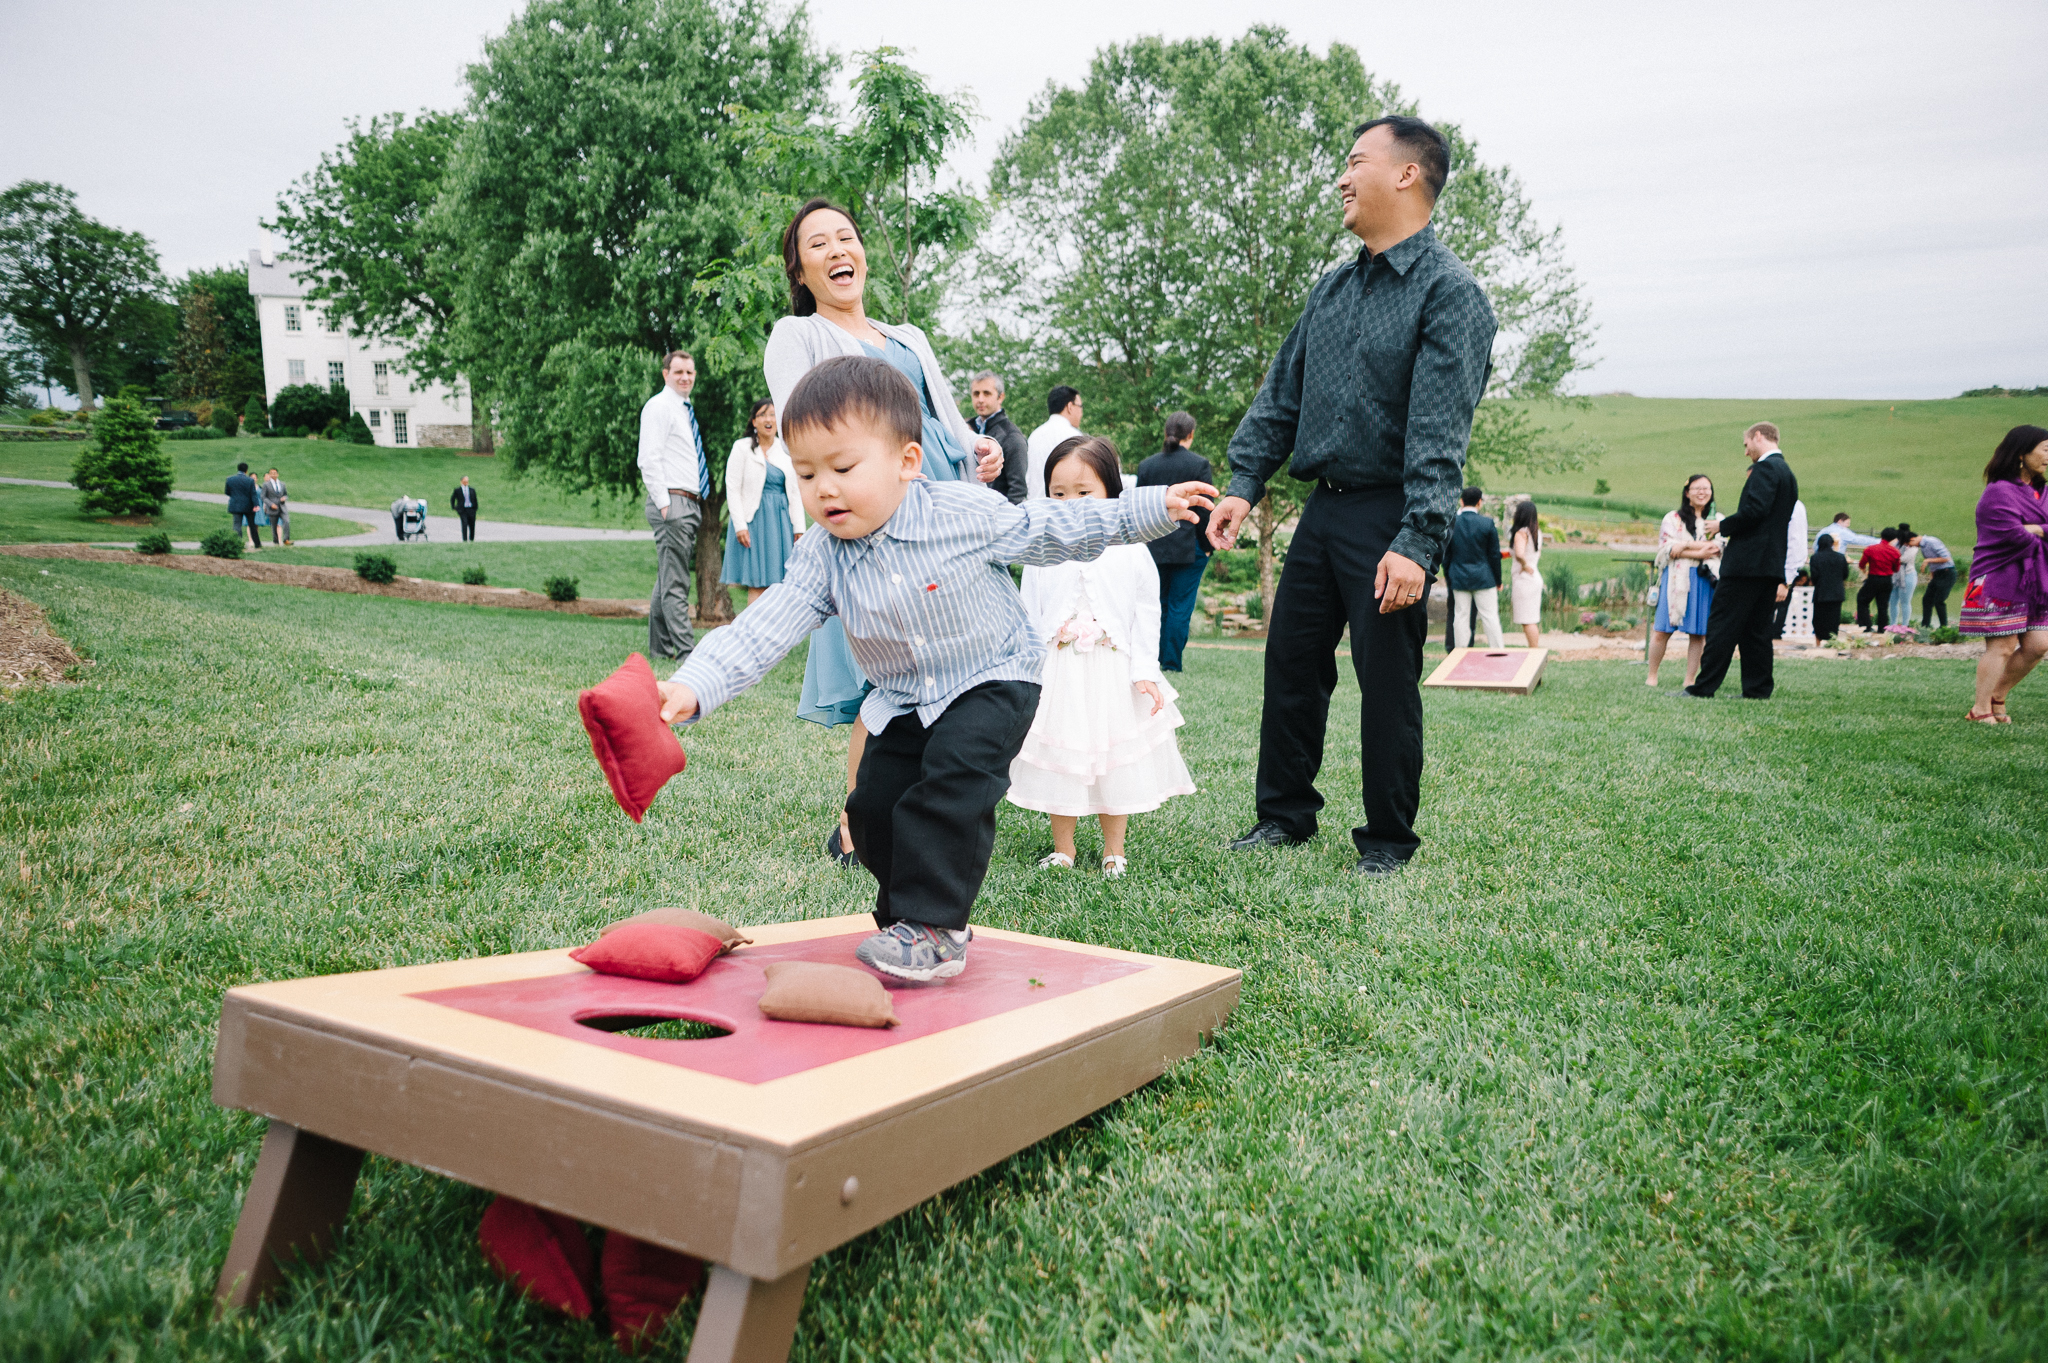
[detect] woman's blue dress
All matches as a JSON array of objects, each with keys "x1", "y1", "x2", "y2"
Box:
[
  {"x1": 795, "y1": 336, "x2": 971, "y2": 727},
  {"x1": 722, "y1": 460, "x2": 796, "y2": 587},
  {"x1": 1654, "y1": 562, "x2": 1716, "y2": 634}
]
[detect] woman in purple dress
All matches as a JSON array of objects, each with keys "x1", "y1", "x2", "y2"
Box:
[{"x1": 1962, "y1": 424, "x2": 2048, "y2": 722}]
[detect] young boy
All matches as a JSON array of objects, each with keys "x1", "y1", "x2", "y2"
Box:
[{"x1": 657, "y1": 356, "x2": 1216, "y2": 981}]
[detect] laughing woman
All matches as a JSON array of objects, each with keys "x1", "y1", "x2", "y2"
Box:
[{"x1": 763, "y1": 197, "x2": 1004, "y2": 865}]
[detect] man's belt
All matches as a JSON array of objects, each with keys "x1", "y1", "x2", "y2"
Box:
[{"x1": 666, "y1": 488, "x2": 701, "y2": 503}]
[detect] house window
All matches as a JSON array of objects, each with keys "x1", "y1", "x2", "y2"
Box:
[
  {"x1": 368, "y1": 410, "x2": 381, "y2": 428},
  {"x1": 392, "y1": 411, "x2": 409, "y2": 445},
  {"x1": 373, "y1": 361, "x2": 389, "y2": 396},
  {"x1": 287, "y1": 359, "x2": 305, "y2": 384},
  {"x1": 284, "y1": 304, "x2": 300, "y2": 332},
  {"x1": 323, "y1": 311, "x2": 338, "y2": 334},
  {"x1": 327, "y1": 361, "x2": 346, "y2": 388}
]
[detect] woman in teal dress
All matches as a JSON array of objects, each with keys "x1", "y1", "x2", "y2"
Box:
[
  {"x1": 764, "y1": 197, "x2": 1001, "y2": 864},
  {"x1": 721, "y1": 399, "x2": 804, "y2": 607}
]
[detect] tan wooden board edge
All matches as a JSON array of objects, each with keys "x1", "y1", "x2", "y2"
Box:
[{"x1": 1423, "y1": 646, "x2": 1548, "y2": 694}]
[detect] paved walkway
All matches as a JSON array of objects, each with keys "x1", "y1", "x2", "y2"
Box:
[{"x1": 1, "y1": 477, "x2": 652, "y2": 548}]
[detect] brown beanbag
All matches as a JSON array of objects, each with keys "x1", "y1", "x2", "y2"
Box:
[
  {"x1": 757, "y1": 960, "x2": 899, "y2": 1028},
  {"x1": 608, "y1": 907, "x2": 752, "y2": 954},
  {"x1": 569, "y1": 922, "x2": 723, "y2": 984}
]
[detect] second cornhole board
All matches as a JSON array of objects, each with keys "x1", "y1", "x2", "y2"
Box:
[
  {"x1": 1423, "y1": 646, "x2": 1549, "y2": 694},
  {"x1": 210, "y1": 914, "x2": 1240, "y2": 1362}
]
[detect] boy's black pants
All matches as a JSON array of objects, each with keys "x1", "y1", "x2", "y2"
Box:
[
  {"x1": 1856, "y1": 575, "x2": 1892, "y2": 628},
  {"x1": 1922, "y1": 569, "x2": 1955, "y2": 627},
  {"x1": 848, "y1": 680, "x2": 1039, "y2": 932}
]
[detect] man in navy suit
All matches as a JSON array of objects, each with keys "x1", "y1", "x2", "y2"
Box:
[
  {"x1": 224, "y1": 462, "x2": 262, "y2": 549},
  {"x1": 1442, "y1": 486, "x2": 1502, "y2": 648},
  {"x1": 451, "y1": 476, "x2": 479, "y2": 541},
  {"x1": 1683, "y1": 422, "x2": 1800, "y2": 699}
]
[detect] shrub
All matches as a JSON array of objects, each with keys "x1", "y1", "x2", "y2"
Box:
[
  {"x1": 543, "y1": 575, "x2": 580, "y2": 603},
  {"x1": 1929, "y1": 625, "x2": 1963, "y2": 645},
  {"x1": 1545, "y1": 560, "x2": 1579, "y2": 609},
  {"x1": 353, "y1": 551, "x2": 398, "y2": 584},
  {"x1": 270, "y1": 383, "x2": 349, "y2": 432},
  {"x1": 242, "y1": 394, "x2": 267, "y2": 432},
  {"x1": 71, "y1": 396, "x2": 174, "y2": 515},
  {"x1": 461, "y1": 565, "x2": 488, "y2": 586},
  {"x1": 165, "y1": 427, "x2": 226, "y2": 441},
  {"x1": 1594, "y1": 478, "x2": 1610, "y2": 495},
  {"x1": 211, "y1": 405, "x2": 238, "y2": 436},
  {"x1": 344, "y1": 412, "x2": 375, "y2": 445},
  {"x1": 200, "y1": 529, "x2": 244, "y2": 559},
  {"x1": 27, "y1": 407, "x2": 59, "y2": 427},
  {"x1": 134, "y1": 530, "x2": 172, "y2": 555}
]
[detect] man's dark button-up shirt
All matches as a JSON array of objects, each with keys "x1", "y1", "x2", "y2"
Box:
[{"x1": 1223, "y1": 223, "x2": 1496, "y2": 570}]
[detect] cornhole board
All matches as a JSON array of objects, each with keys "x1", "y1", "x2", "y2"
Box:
[
  {"x1": 209, "y1": 913, "x2": 1240, "y2": 1362},
  {"x1": 1423, "y1": 646, "x2": 1548, "y2": 694}
]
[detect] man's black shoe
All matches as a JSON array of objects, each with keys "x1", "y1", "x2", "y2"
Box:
[
  {"x1": 1228, "y1": 821, "x2": 1307, "y2": 851},
  {"x1": 1670, "y1": 687, "x2": 1711, "y2": 701},
  {"x1": 1354, "y1": 850, "x2": 1403, "y2": 878}
]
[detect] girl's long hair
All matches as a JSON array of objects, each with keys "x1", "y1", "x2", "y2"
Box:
[
  {"x1": 1510, "y1": 499, "x2": 1540, "y2": 551},
  {"x1": 1161, "y1": 411, "x2": 1195, "y2": 453},
  {"x1": 747, "y1": 398, "x2": 775, "y2": 450},
  {"x1": 1986, "y1": 425, "x2": 2048, "y2": 489},
  {"x1": 782, "y1": 198, "x2": 861, "y2": 318},
  {"x1": 1677, "y1": 474, "x2": 1714, "y2": 535},
  {"x1": 1045, "y1": 435, "x2": 1123, "y2": 497}
]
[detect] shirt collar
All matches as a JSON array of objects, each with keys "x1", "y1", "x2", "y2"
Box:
[
  {"x1": 1759, "y1": 448, "x2": 1781, "y2": 460},
  {"x1": 878, "y1": 478, "x2": 934, "y2": 542},
  {"x1": 1361, "y1": 223, "x2": 1437, "y2": 276}
]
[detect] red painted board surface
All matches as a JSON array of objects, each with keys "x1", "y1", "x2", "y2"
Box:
[
  {"x1": 412, "y1": 932, "x2": 1151, "y2": 1085},
  {"x1": 1447, "y1": 650, "x2": 1528, "y2": 683}
]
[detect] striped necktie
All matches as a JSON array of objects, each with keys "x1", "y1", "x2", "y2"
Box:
[{"x1": 686, "y1": 401, "x2": 710, "y2": 501}]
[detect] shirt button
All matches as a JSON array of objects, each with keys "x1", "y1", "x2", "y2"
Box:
[
  {"x1": 913, "y1": 635, "x2": 925, "y2": 645},
  {"x1": 924, "y1": 675, "x2": 935, "y2": 687},
  {"x1": 892, "y1": 573, "x2": 903, "y2": 584}
]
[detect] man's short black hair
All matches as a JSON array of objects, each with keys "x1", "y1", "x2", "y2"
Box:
[
  {"x1": 1353, "y1": 115, "x2": 1450, "y2": 201},
  {"x1": 1881, "y1": 526, "x2": 1898, "y2": 541},
  {"x1": 237, "y1": 462, "x2": 249, "y2": 472},
  {"x1": 1817, "y1": 533, "x2": 1835, "y2": 551},
  {"x1": 1832, "y1": 512, "x2": 1851, "y2": 522},
  {"x1": 1460, "y1": 485, "x2": 1484, "y2": 507},
  {"x1": 782, "y1": 355, "x2": 921, "y2": 449},
  {"x1": 1047, "y1": 385, "x2": 1080, "y2": 417}
]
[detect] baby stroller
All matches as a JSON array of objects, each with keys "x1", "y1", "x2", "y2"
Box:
[{"x1": 398, "y1": 499, "x2": 429, "y2": 542}]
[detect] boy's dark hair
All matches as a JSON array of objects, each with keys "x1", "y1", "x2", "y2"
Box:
[
  {"x1": 1352, "y1": 115, "x2": 1450, "y2": 201},
  {"x1": 1460, "y1": 485, "x2": 1484, "y2": 507},
  {"x1": 1045, "y1": 435, "x2": 1123, "y2": 497},
  {"x1": 1047, "y1": 385, "x2": 1080, "y2": 417},
  {"x1": 781, "y1": 355, "x2": 921, "y2": 450},
  {"x1": 1832, "y1": 512, "x2": 1851, "y2": 522},
  {"x1": 1986, "y1": 424, "x2": 2048, "y2": 489},
  {"x1": 237, "y1": 462, "x2": 249, "y2": 472},
  {"x1": 1161, "y1": 411, "x2": 1195, "y2": 452},
  {"x1": 782, "y1": 198, "x2": 862, "y2": 318},
  {"x1": 1817, "y1": 533, "x2": 1835, "y2": 551},
  {"x1": 1881, "y1": 527, "x2": 1897, "y2": 541}
]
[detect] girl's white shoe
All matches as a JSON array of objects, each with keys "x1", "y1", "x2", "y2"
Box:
[
  {"x1": 1037, "y1": 852, "x2": 1075, "y2": 870},
  {"x1": 1101, "y1": 855, "x2": 1127, "y2": 879}
]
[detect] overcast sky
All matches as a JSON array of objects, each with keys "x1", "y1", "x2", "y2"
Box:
[{"x1": 4, "y1": 0, "x2": 2042, "y2": 398}]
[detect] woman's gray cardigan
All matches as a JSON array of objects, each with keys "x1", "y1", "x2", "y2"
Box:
[{"x1": 761, "y1": 314, "x2": 977, "y2": 478}]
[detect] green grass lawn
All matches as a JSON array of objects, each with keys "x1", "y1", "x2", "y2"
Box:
[
  {"x1": 1509, "y1": 394, "x2": 2048, "y2": 552},
  {"x1": 0, "y1": 483, "x2": 366, "y2": 546},
  {"x1": 253, "y1": 539, "x2": 661, "y2": 603},
  {"x1": 3, "y1": 559, "x2": 2044, "y2": 1360},
  {"x1": 0, "y1": 436, "x2": 644, "y2": 530}
]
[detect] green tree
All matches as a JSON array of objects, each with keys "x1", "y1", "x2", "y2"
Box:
[
  {"x1": 174, "y1": 264, "x2": 264, "y2": 413},
  {"x1": 71, "y1": 395, "x2": 173, "y2": 515},
  {"x1": 0, "y1": 182, "x2": 167, "y2": 412},
  {"x1": 171, "y1": 289, "x2": 231, "y2": 400},
  {"x1": 269, "y1": 112, "x2": 473, "y2": 441},
  {"x1": 438, "y1": 0, "x2": 831, "y2": 618}
]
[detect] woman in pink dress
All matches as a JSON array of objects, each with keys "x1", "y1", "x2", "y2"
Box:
[{"x1": 1962, "y1": 424, "x2": 2048, "y2": 722}]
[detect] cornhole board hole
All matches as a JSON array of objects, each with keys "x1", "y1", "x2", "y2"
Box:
[
  {"x1": 1423, "y1": 646, "x2": 1548, "y2": 694},
  {"x1": 210, "y1": 913, "x2": 1240, "y2": 1362}
]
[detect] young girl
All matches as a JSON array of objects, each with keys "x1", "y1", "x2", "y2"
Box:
[{"x1": 1007, "y1": 436, "x2": 1196, "y2": 877}]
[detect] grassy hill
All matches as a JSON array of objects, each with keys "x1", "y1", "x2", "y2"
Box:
[{"x1": 1504, "y1": 395, "x2": 2048, "y2": 549}]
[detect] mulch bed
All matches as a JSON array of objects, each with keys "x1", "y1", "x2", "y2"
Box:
[
  {"x1": 0, "y1": 588, "x2": 84, "y2": 689},
  {"x1": 0, "y1": 544, "x2": 649, "y2": 618}
]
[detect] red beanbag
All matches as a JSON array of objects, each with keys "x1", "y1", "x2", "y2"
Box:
[
  {"x1": 578, "y1": 654, "x2": 686, "y2": 822},
  {"x1": 601, "y1": 1231, "x2": 704, "y2": 1354},
  {"x1": 569, "y1": 922, "x2": 724, "y2": 983},
  {"x1": 478, "y1": 1194, "x2": 598, "y2": 1318}
]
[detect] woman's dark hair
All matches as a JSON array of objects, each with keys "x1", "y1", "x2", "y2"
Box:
[
  {"x1": 747, "y1": 398, "x2": 775, "y2": 449},
  {"x1": 1045, "y1": 435, "x2": 1123, "y2": 498},
  {"x1": 1676, "y1": 474, "x2": 1714, "y2": 535},
  {"x1": 782, "y1": 198, "x2": 861, "y2": 317},
  {"x1": 1509, "y1": 498, "x2": 1540, "y2": 551},
  {"x1": 1986, "y1": 425, "x2": 2048, "y2": 488},
  {"x1": 1161, "y1": 411, "x2": 1195, "y2": 452}
]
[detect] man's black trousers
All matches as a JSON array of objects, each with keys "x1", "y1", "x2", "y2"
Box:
[
  {"x1": 1256, "y1": 485, "x2": 1429, "y2": 861},
  {"x1": 1686, "y1": 575, "x2": 1780, "y2": 698},
  {"x1": 848, "y1": 680, "x2": 1038, "y2": 932},
  {"x1": 458, "y1": 510, "x2": 477, "y2": 542},
  {"x1": 1856, "y1": 575, "x2": 1892, "y2": 629},
  {"x1": 1922, "y1": 569, "x2": 1955, "y2": 627}
]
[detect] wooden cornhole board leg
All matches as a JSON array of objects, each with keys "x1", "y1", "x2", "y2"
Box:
[
  {"x1": 214, "y1": 1120, "x2": 365, "y2": 1312},
  {"x1": 687, "y1": 1263, "x2": 813, "y2": 1363}
]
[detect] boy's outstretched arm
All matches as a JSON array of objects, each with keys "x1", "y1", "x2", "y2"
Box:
[
  {"x1": 662, "y1": 539, "x2": 833, "y2": 725},
  {"x1": 989, "y1": 481, "x2": 1219, "y2": 566}
]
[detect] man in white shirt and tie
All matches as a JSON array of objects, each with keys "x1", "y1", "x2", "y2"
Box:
[
  {"x1": 639, "y1": 350, "x2": 712, "y2": 661},
  {"x1": 1024, "y1": 386, "x2": 1084, "y2": 499}
]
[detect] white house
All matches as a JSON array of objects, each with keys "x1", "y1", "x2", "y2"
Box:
[{"x1": 247, "y1": 248, "x2": 472, "y2": 448}]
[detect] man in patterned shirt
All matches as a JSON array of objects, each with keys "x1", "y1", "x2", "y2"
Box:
[
  {"x1": 1209, "y1": 115, "x2": 1497, "y2": 877},
  {"x1": 658, "y1": 356, "x2": 1217, "y2": 981}
]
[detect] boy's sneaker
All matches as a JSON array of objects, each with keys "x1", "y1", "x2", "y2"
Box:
[{"x1": 855, "y1": 921, "x2": 970, "y2": 982}]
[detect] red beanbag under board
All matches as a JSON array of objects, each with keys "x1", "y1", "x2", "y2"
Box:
[
  {"x1": 569, "y1": 922, "x2": 725, "y2": 984},
  {"x1": 601, "y1": 1231, "x2": 705, "y2": 1353},
  {"x1": 578, "y1": 653, "x2": 687, "y2": 822},
  {"x1": 478, "y1": 1194, "x2": 598, "y2": 1318}
]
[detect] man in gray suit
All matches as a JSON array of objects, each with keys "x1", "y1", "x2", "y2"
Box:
[{"x1": 637, "y1": 350, "x2": 710, "y2": 661}]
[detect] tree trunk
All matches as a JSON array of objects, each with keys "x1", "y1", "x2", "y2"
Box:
[
  {"x1": 1256, "y1": 496, "x2": 1277, "y2": 626},
  {"x1": 695, "y1": 490, "x2": 734, "y2": 625},
  {"x1": 471, "y1": 408, "x2": 494, "y2": 454},
  {"x1": 68, "y1": 340, "x2": 95, "y2": 413}
]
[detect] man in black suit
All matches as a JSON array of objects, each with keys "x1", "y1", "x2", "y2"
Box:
[
  {"x1": 1683, "y1": 422, "x2": 1799, "y2": 699},
  {"x1": 967, "y1": 371, "x2": 1028, "y2": 504},
  {"x1": 451, "y1": 476, "x2": 479, "y2": 541},
  {"x1": 1136, "y1": 411, "x2": 1214, "y2": 671},
  {"x1": 224, "y1": 462, "x2": 262, "y2": 549},
  {"x1": 1442, "y1": 486, "x2": 1503, "y2": 648}
]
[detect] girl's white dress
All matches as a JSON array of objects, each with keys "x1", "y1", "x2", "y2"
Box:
[{"x1": 1007, "y1": 543, "x2": 1196, "y2": 817}]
